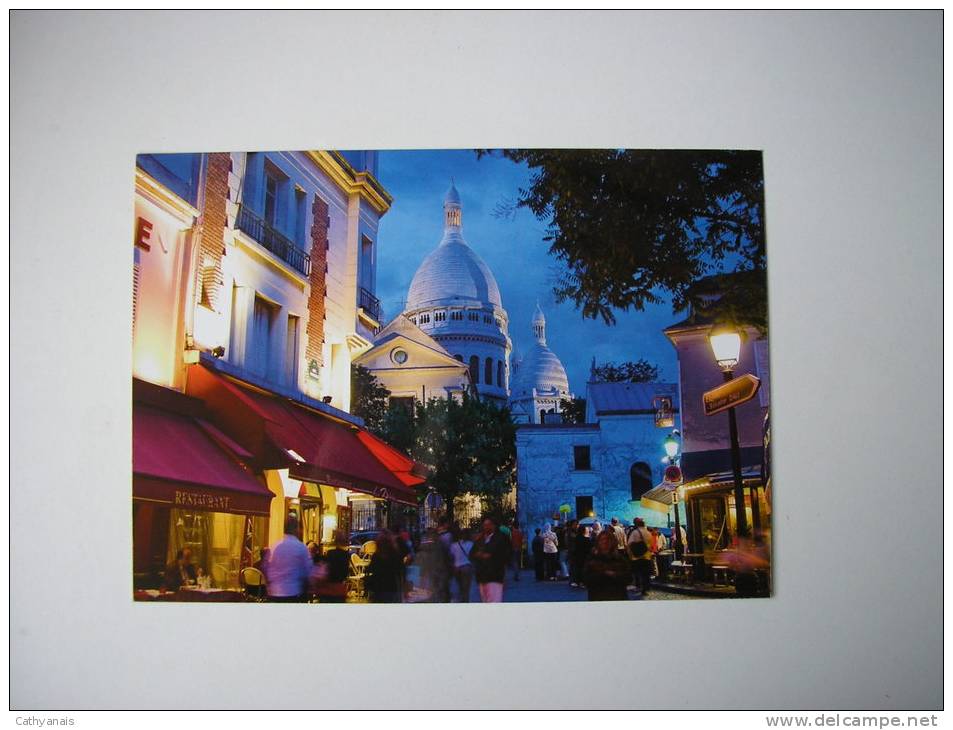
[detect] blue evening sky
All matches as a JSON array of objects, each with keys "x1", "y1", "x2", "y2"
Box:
[{"x1": 376, "y1": 149, "x2": 681, "y2": 394}]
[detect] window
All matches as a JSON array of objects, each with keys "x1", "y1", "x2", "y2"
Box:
[
  {"x1": 483, "y1": 314, "x2": 492, "y2": 324},
  {"x1": 573, "y1": 445, "x2": 591, "y2": 471},
  {"x1": 391, "y1": 348, "x2": 408, "y2": 365},
  {"x1": 469, "y1": 356, "x2": 480, "y2": 384},
  {"x1": 264, "y1": 172, "x2": 279, "y2": 226},
  {"x1": 295, "y1": 189, "x2": 307, "y2": 247},
  {"x1": 575, "y1": 496, "x2": 594, "y2": 519},
  {"x1": 454, "y1": 354, "x2": 464, "y2": 362},
  {"x1": 484, "y1": 357, "x2": 493, "y2": 385},
  {"x1": 389, "y1": 396, "x2": 415, "y2": 416},
  {"x1": 136, "y1": 153, "x2": 201, "y2": 206},
  {"x1": 360, "y1": 235, "x2": 375, "y2": 293},
  {"x1": 410, "y1": 317, "x2": 417, "y2": 325},
  {"x1": 249, "y1": 296, "x2": 278, "y2": 379},
  {"x1": 419, "y1": 313, "x2": 430, "y2": 324},
  {"x1": 451, "y1": 311, "x2": 463, "y2": 321},
  {"x1": 630, "y1": 462, "x2": 653, "y2": 501},
  {"x1": 434, "y1": 311, "x2": 446, "y2": 322},
  {"x1": 285, "y1": 315, "x2": 299, "y2": 386},
  {"x1": 497, "y1": 360, "x2": 503, "y2": 387},
  {"x1": 468, "y1": 312, "x2": 479, "y2": 322}
]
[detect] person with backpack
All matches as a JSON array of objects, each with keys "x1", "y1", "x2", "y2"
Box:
[{"x1": 627, "y1": 517, "x2": 654, "y2": 595}]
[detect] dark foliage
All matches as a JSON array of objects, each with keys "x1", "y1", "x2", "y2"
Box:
[{"x1": 476, "y1": 148, "x2": 767, "y2": 331}]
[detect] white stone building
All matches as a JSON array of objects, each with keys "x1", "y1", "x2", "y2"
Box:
[
  {"x1": 509, "y1": 303, "x2": 573, "y2": 423},
  {"x1": 515, "y1": 380, "x2": 680, "y2": 531},
  {"x1": 382, "y1": 183, "x2": 511, "y2": 406}
]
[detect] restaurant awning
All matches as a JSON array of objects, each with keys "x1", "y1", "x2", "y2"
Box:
[
  {"x1": 640, "y1": 483, "x2": 677, "y2": 514},
  {"x1": 356, "y1": 430, "x2": 427, "y2": 489},
  {"x1": 186, "y1": 365, "x2": 419, "y2": 505},
  {"x1": 133, "y1": 396, "x2": 273, "y2": 516}
]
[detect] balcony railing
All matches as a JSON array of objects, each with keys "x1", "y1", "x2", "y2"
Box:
[
  {"x1": 359, "y1": 287, "x2": 382, "y2": 322},
  {"x1": 235, "y1": 204, "x2": 311, "y2": 277}
]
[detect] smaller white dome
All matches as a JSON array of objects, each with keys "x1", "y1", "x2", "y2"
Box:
[{"x1": 514, "y1": 343, "x2": 570, "y2": 396}]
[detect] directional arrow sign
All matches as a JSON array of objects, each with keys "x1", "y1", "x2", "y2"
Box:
[{"x1": 703, "y1": 374, "x2": 762, "y2": 417}]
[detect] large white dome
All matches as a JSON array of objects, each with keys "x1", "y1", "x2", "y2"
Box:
[
  {"x1": 406, "y1": 233, "x2": 502, "y2": 310},
  {"x1": 405, "y1": 182, "x2": 503, "y2": 311}
]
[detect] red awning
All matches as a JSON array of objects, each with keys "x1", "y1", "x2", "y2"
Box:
[
  {"x1": 187, "y1": 366, "x2": 418, "y2": 505},
  {"x1": 356, "y1": 430, "x2": 427, "y2": 489},
  {"x1": 133, "y1": 402, "x2": 273, "y2": 516}
]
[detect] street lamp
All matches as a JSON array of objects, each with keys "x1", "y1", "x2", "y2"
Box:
[
  {"x1": 663, "y1": 431, "x2": 685, "y2": 560},
  {"x1": 708, "y1": 325, "x2": 751, "y2": 542}
]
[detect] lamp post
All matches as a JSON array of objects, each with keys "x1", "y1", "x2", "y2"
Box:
[
  {"x1": 663, "y1": 433, "x2": 684, "y2": 560},
  {"x1": 708, "y1": 326, "x2": 750, "y2": 541}
]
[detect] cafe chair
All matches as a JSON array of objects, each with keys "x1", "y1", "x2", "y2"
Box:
[
  {"x1": 211, "y1": 563, "x2": 229, "y2": 589},
  {"x1": 347, "y1": 553, "x2": 370, "y2": 601},
  {"x1": 240, "y1": 567, "x2": 267, "y2": 601},
  {"x1": 361, "y1": 540, "x2": 377, "y2": 557}
]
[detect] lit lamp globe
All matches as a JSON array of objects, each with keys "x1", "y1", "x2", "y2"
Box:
[
  {"x1": 663, "y1": 433, "x2": 679, "y2": 460},
  {"x1": 708, "y1": 326, "x2": 742, "y2": 372}
]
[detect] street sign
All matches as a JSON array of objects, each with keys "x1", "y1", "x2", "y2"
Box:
[{"x1": 703, "y1": 374, "x2": 762, "y2": 416}]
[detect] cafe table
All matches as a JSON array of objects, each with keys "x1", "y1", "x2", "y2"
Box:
[{"x1": 134, "y1": 587, "x2": 246, "y2": 602}]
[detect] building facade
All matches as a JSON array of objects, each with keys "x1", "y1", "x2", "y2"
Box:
[
  {"x1": 515, "y1": 380, "x2": 680, "y2": 531},
  {"x1": 663, "y1": 287, "x2": 771, "y2": 555},
  {"x1": 132, "y1": 151, "x2": 424, "y2": 594}
]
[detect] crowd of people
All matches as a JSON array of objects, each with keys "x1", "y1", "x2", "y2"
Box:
[
  {"x1": 244, "y1": 514, "x2": 524, "y2": 603},
  {"x1": 529, "y1": 516, "x2": 677, "y2": 599},
  {"x1": 177, "y1": 512, "x2": 678, "y2": 603}
]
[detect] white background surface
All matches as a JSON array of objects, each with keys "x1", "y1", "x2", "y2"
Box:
[{"x1": 10, "y1": 11, "x2": 942, "y2": 709}]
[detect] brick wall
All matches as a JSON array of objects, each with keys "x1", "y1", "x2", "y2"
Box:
[
  {"x1": 306, "y1": 194, "x2": 329, "y2": 370},
  {"x1": 197, "y1": 152, "x2": 231, "y2": 309}
]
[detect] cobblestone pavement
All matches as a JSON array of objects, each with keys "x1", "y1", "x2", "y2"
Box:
[{"x1": 455, "y1": 569, "x2": 697, "y2": 603}]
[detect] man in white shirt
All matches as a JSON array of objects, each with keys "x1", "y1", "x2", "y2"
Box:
[{"x1": 266, "y1": 515, "x2": 313, "y2": 602}]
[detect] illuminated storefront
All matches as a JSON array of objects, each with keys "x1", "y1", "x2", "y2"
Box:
[
  {"x1": 133, "y1": 379, "x2": 273, "y2": 590},
  {"x1": 679, "y1": 468, "x2": 769, "y2": 553}
]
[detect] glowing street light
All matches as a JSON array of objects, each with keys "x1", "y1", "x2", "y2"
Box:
[
  {"x1": 707, "y1": 324, "x2": 758, "y2": 541},
  {"x1": 663, "y1": 431, "x2": 684, "y2": 560},
  {"x1": 709, "y1": 328, "x2": 742, "y2": 371},
  {"x1": 663, "y1": 432, "x2": 680, "y2": 460}
]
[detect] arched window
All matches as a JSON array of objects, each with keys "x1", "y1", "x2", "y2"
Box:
[
  {"x1": 497, "y1": 360, "x2": 503, "y2": 386},
  {"x1": 539, "y1": 409, "x2": 546, "y2": 423},
  {"x1": 469, "y1": 355, "x2": 480, "y2": 384},
  {"x1": 485, "y1": 357, "x2": 493, "y2": 385},
  {"x1": 630, "y1": 462, "x2": 653, "y2": 501},
  {"x1": 454, "y1": 354, "x2": 463, "y2": 362}
]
